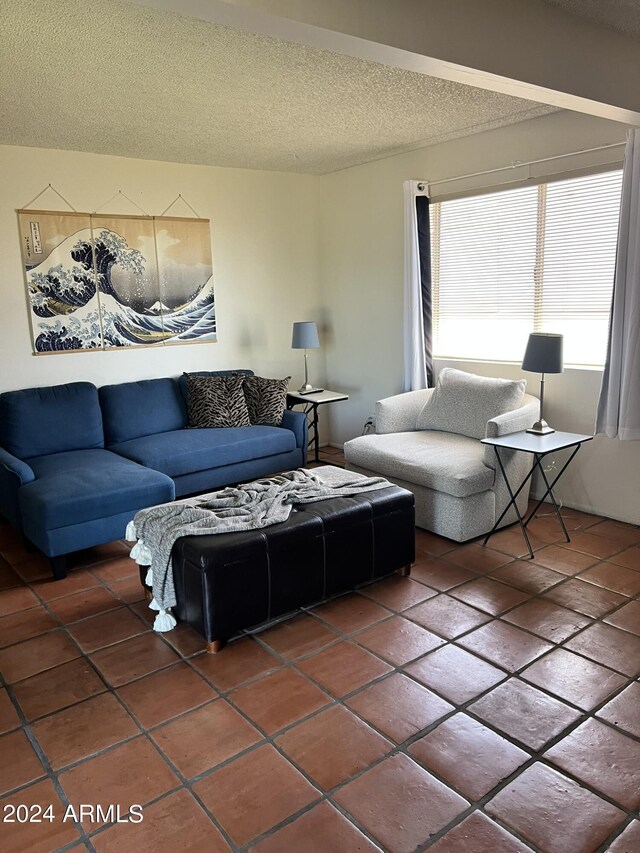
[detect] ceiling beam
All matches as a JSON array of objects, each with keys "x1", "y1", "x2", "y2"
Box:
[{"x1": 128, "y1": 0, "x2": 640, "y2": 125}]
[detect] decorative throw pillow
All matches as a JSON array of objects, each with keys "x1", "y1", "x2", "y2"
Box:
[
  {"x1": 184, "y1": 373, "x2": 250, "y2": 428},
  {"x1": 416, "y1": 368, "x2": 526, "y2": 439},
  {"x1": 242, "y1": 375, "x2": 291, "y2": 426}
]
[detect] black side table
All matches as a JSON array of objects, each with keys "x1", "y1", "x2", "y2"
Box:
[
  {"x1": 286, "y1": 389, "x2": 348, "y2": 463},
  {"x1": 481, "y1": 430, "x2": 593, "y2": 559}
]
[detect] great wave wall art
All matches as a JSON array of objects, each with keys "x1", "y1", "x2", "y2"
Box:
[{"x1": 17, "y1": 210, "x2": 216, "y2": 353}]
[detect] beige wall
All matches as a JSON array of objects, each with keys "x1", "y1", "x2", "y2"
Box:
[
  {"x1": 436, "y1": 359, "x2": 640, "y2": 525},
  {"x1": 0, "y1": 145, "x2": 322, "y2": 392},
  {"x1": 320, "y1": 110, "x2": 640, "y2": 523}
]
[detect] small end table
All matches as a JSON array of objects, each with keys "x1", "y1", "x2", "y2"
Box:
[
  {"x1": 481, "y1": 430, "x2": 593, "y2": 559},
  {"x1": 286, "y1": 389, "x2": 348, "y2": 463}
]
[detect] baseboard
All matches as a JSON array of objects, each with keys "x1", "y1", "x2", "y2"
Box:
[{"x1": 529, "y1": 492, "x2": 636, "y2": 526}]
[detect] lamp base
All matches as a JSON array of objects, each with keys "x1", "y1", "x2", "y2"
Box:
[
  {"x1": 298, "y1": 384, "x2": 324, "y2": 395},
  {"x1": 526, "y1": 420, "x2": 555, "y2": 435}
]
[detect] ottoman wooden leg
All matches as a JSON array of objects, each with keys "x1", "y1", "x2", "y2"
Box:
[
  {"x1": 207, "y1": 639, "x2": 225, "y2": 654},
  {"x1": 397, "y1": 564, "x2": 412, "y2": 577}
]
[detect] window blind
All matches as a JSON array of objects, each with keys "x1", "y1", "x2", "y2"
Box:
[{"x1": 431, "y1": 169, "x2": 623, "y2": 366}]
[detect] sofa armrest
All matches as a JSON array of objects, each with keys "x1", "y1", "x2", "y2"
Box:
[
  {"x1": 0, "y1": 448, "x2": 35, "y2": 485},
  {"x1": 376, "y1": 389, "x2": 434, "y2": 434},
  {"x1": 281, "y1": 409, "x2": 308, "y2": 456},
  {"x1": 0, "y1": 447, "x2": 35, "y2": 529}
]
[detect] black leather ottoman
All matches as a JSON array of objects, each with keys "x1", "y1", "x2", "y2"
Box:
[{"x1": 141, "y1": 482, "x2": 415, "y2": 652}]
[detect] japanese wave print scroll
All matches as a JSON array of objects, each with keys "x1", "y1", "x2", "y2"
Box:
[{"x1": 18, "y1": 211, "x2": 216, "y2": 353}]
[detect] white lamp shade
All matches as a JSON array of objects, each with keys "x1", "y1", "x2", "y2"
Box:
[{"x1": 291, "y1": 321, "x2": 320, "y2": 349}]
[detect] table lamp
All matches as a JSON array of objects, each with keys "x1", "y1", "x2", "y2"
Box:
[
  {"x1": 291, "y1": 321, "x2": 323, "y2": 394},
  {"x1": 522, "y1": 332, "x2": 563, "y2": 435}
]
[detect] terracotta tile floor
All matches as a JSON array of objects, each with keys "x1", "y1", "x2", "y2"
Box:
[{"x1": 1, "y1": 492, "x2": 640, "y2": 852}]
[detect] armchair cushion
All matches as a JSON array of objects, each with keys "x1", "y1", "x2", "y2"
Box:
[
  {"x1": 416, "y1": 368, "x2": 526, "y2": 439},
  {"x1": 344, "y1": 431, "x2": 494, "y2": 498}
]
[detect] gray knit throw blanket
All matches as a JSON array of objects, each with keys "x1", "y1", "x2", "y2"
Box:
[{"x1": 127, "y1": 467, "x2": 391, "y2": 628}]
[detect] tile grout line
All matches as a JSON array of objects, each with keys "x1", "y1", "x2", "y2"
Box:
[{"x1": 1, "y1": 672, "x2": 97, "y2": 851}]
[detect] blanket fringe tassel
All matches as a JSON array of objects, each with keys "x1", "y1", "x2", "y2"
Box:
[
  {"x1": 149, "y1": 596, "x2": 176, "y2": 630},
  {"x1": 128, "y1": 545, "x2": 176, "y2": 633},
  {"x1": 153, "y1": 609, "x2": 177, "y2": 632},
  {"x1": 130, "y1": 539, "x2": 153, "y2": 565}
]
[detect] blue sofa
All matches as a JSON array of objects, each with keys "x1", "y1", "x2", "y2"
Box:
[{"x1": 0, "y1": 372, "x2": 307, "y2": 579}]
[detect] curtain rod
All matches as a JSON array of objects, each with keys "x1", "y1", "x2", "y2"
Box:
[{"x1": 427, "y1": 141, "x2": 625, "y2": 188}]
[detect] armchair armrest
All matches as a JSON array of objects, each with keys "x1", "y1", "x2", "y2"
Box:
[
  {"x1": 483, "y1": 394, "x2": 539, "y2": 527},
  {"x1": 0, "y1": 447, "x2": 35, "y2": 530},
  {"x1": 376, "y1": 389, "x2": 434, "y2": 434},
  {"x1": 484, "y1": 394, "x2": 539, "y2": 462}
]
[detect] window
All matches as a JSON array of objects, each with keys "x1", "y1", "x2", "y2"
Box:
[{"x1": 430, "y1": 169, "x2": 623, "y2": 366}]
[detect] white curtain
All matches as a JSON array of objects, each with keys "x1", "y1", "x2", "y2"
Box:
[
  {"x1": 596, "y1": 130, "x2": 640, "y2": 440},
  {"x1": 403, "y1": 180, "x2": 431, "y2": 391}
]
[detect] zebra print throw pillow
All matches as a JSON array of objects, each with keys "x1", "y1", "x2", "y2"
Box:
[
  {"x1": 185, "y1": 374, "x2": 251, "y2": 428},
  {"x1": 242, "y1": 375, "x2": 291, "y2": 426}
]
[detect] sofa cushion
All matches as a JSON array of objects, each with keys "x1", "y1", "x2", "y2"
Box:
[
  {"x1": 0, "y1": 382, "x2": 104, "y2": 460},
  {"x1": 100, "y1": 378, "x2": 187, "y2": 444},
  {"x1": 19, "y1": 449, "x2": 174, "y2": 529},
  {"x1": 243, "y1": 375, "x2": 290, "y2": 426},
  {"x1": 185, "y1": 374, "x2": 251, "y2": 428},
  {"x1": 344, "y1": 431, "x2": 494, "y2": 498},
  {"x1": 109, "y1": 425, "x2": 296, "y2": 478},
  {"x1": 416, "y1": 368, "x2": 526, "y2": 440}
]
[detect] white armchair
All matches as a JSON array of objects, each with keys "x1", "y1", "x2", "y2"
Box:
[{"x1": 344, "y1": 371, "x2": 539, "y2": 542}]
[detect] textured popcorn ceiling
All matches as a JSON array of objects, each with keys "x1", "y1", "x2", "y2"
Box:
[
  {"x1": 544, "y1": 0, "x2": 640, "y2": 41},
  {"x1": 1, "y1": 0, "x2": 555, "y2": 175}
]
